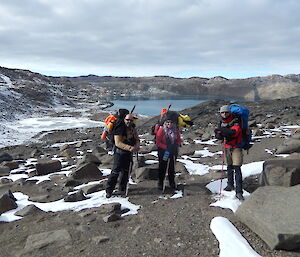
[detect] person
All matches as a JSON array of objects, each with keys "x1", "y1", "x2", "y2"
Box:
[
  {"x1": 106, "y1": 113, "x2": 140, "y2": 198},
  {"x1": 156, "y1": 115, "x2": 182, "y2": 191},
  {"x1": 214, "y1": 105, "x2": 244, "y2": 200}
]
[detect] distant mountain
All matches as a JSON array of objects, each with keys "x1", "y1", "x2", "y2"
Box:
[{"x1": 1, "y1": 66, "x2": 300, "y2": 121}]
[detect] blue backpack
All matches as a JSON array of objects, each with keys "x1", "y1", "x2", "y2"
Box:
[{"x1": 229, "y1": 104, "x2": 252, "y2": 151}]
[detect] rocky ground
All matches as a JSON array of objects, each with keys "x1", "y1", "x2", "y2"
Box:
[{"x1": 0, "y1": 98, "x2": 300, "y2": 257}]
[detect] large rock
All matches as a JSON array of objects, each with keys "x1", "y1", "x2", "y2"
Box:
[
  {"x1": 259, "y1": 158, "x2": 300, "y2": 187},
  {"x1": 0, "y1": 165, "x2": 10, "y2": 176},
  {"x1": 59, "y1": 148, "x2": 77, "y2": 158},
  {"x1": 15, "y1": 204, "x2": 44, "y2": 217},
  {"x1": 76, "y1": 153, "x2": 102, "y2": 167},
  {"x1": 23, "y1": 229, "x2": 71, "y2": 251},
  {"x1": 0, "y1": 152, "x2": 13, "y2": 163},
  {"x1": 132, "y1": 165, "x2": 159, "y2": 182},
  {"x1": 70, "y1": 163, "x2": 103, "y2": 181},
  {"x1": 64, "y1": 190, "x2": 88, "y2": 202},
  {"x1": 236, "y1": 185, "x2": 300, "y2": 250},
  {"x1": 276, "y1": 138, "x2": 300, "y2": 154},
  {"x1": 35, "y1": 159, "x2": 62, "y2": 175},
  {"x1": 0, "y1": 190, "x2": 17, "y2": 214}
]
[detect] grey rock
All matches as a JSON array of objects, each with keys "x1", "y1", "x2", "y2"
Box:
[
  {"x1": 0, "y1": 165, "x2": 10, "y2": 176},
  {"x1": 82, "y1": 183, "x2": 104, "y2": 194},
  {"x1": 23, "y1": 229, "x2": 72, "y2": 251},
  {"x1": 0, "y1": 178, "x2": 13, "y2": 184},
  {"x1": 59, "y1": 148, "x2": 77, "y2": 158},
  {"x1": 259, "y1": 158, "x2": 300, "y2": 187},
  {"x1": 92, "y1": 235, "x2": 110, "y2": 244},
  {"x1": 70, "y1": 163, "x2": 103, "y2": 181},
  {"x1": 132, "y1": 165, "x2": 159, "y2": 182},
  {"x1": 0, "y1": 192, "x2": 17, "y2": 215},
  {"x1": 76, "y1": 153, "x2": 102, "y2": 167},
  {"x1": 98, "y1": 203, "x2": 121, "y2": 214},
  {"x1": 1, "y1": 161, "x2": 19, "y2": 170},
  {"x1": 236, "y1": 185, "x2": 300, "y2": 250},
  {"x1": 0, "y1": 152, "x2": 13, "y2": 163},
  {"x1": 103, "y1": 213, "x2": 121, "y2": 223},
  {"x1": 15, "y1": 204, "x2": 44, "y2": 217},
  {"x1": 35, "y1": 159, "x2": 62, "y2": 175},
  {"x1": 276, "y1": 138, "x2": 300, "y2": 154},
  {"x1": 29, "y1": 194, "x2": 49, "y2": 202},
  {"x1": 64, "y1": 190, "x2": 88, "y2": 202}
]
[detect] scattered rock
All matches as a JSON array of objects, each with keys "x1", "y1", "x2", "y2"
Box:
[
  {"x1": 70, "y1": 163, "x2": 103, "y2": 181},
  {"x1": 92, "y1": 235, "x2": 110, "y2": 244},
  {"x1": 35, "y1": 159, "x2": 62, "y2": 175},
  {"x1": 236, "y1": 185, "x2": 300, "y2": 250},
  {"x1": 0, "y1": 152, "x2": 13, "y2": 163},
  {"x1": 276, "y1": 138, "x2": 300, "y2": 154},
  {"x1": 64, "y1": 190, "x2": 88, "y2": 202},
  {"x1": 0, "y1": 165, "x2": 10, "y2": 176},
  {"x1": 259, "y1": 158, "x2": 300, "y2": 187},
  {"x1": 103, "y1": 213, "x2": 121, "y2": 223},
  {"x1": 15, "y1": 204, "x2": 44, "y2": 217},
  {"x1": 0, "y1": 190, "x2": 17, "y2": 214}
]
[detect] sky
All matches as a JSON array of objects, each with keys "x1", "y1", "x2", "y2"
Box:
[{"x1": 1, "y1": 0, "x2": 300, "y2": 78}]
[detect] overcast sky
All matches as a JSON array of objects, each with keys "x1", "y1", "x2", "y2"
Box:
[{"x1": 1, "y1": 0, "x2": 300, "y2": 78}]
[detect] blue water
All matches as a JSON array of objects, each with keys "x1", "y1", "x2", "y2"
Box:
[{"x1": 105, "y1": 95, "x2": 240, "y2": 116}]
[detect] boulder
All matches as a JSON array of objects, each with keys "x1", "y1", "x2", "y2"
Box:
[
  {"x1": 1, "y1": 161, "x2": 19, "y2": 170},
  {"x1": 103, "y1": 213, "x2": 121, "y2": 223},
  {"x1": 276, "y1": 138, "x2": 300, "y2": 154},
  {"x1": 236, "y1": 185, "x2": 300, "y2": 250},
  {"x1": 70, "y1": 163, "x2": 103, "y2": 181},
  {"x1": 0, "y1": 152, "x2": 13, "y2": 163},
  {"x1": 259, "y1": 158, "x2": 300, "y2": 187},
  {"x1": 35, "y1": 159, "x2": 62, "y2": 175},
  {"x1": 82, "y1": 183, "x2": 104, "y2": 194},
  {"x1": 64, "y1": 190, "x2": 88, "y2": 202},
  {"x1": 98, "y1": 202, "x2": 122, "y2": 214},
  {"x1": 59, "y1": 148, "x2": 77, "y2": 158},
  {"x1": 132, "y1": 165, "x2": 159, "y2": 182},
  {"x1": 76, "y1": 153, "x2": 102, "y2": 167},
  {"x1": 15, "y1": 204, "x2": 44, "y2": 217},
  {"x1": 0, "y1": 165, "x2": 10, "y2": 176},
  {"x1": 0, "y1": 190, "x2": 17, "y2": 214},
  {"x1": 23, "y1": 229, "x2": 71, "y2": 251}
]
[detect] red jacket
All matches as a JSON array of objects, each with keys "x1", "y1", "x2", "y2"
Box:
[
  {"x1": 156, "y1": 126, "x2": 182, "y2": 150},
  {"x1": 221, "y1": 115, "x2": 243, "y2": 149}
]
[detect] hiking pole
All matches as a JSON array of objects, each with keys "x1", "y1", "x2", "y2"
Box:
[
  {"x1": 130, "y1": 105, "x2": 136, "y2": 114},
  {"x1": 125, "y1": 154, "x2": 134, "y2": 197},
  {"x1": 219, "y1": 140, "x2": 226, "y2": 196},
  {"x1": 163, "y1": 157, "x2": 171, "y2": 193},
  {"x1": 167, "y1": 104, "x2": 172, "y2": 111}
]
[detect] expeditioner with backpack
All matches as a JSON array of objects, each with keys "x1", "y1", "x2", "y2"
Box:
[
  {"x1": 106, "y1": 112, "x2": 140, "y2": 198},
  {"x1": 214, "y1": 104, "x2": 251, "y2": 201},
  {"x1": 156, "y1": 112, "x2": 182, "y2": 191}
]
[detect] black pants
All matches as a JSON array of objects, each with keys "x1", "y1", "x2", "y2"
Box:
[
  {"x1": 106, "y1": 150, "x2": 132, "y2": 192},
  {"x1": 158, "y1": 148, "x2": 176, "y2": 187},
  {"x1": 227, "y1": 165, "x2": 243, "y2": 193}
]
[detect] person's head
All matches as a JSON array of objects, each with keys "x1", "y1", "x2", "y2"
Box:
[
  {"x1": 163, "y1": 119, "x2": 174, "y2": 129},
  {"x1": 124, "y1": 114, "x2": 134, "y2": 127},
  {"x1": 219, "y1": 105, "x2": 231, "y2": 119}
]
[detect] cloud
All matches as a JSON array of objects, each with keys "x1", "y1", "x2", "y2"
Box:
[{"x1": 1, "y1": 0, "x2": 300, "y2": 78}]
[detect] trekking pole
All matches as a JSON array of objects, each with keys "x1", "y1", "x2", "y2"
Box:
[
  {"x1": 125, "y1": 154, "x2": 134, "y2": 196},
  {"x1": 219, "y1": 140, "x2": 226, "y2": 196},
  {"x1": 163, "y1": 157, "x2": 171, "y2": 193},
  {"x1": 130, "y1": 105, "x2": 136, "y2": 114},
  {"x1": 167, "y1": 104, "x2": 172, "y2": 111}
]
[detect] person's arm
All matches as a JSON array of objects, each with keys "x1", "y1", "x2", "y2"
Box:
[
  {"x1": 114, "y1": 135, "x2": 133, "y2": 151},
  {"x1": 177, "y1": 129, "x2": 182, "y2": 146},
  {"x1": 156, "y1": 127, "x2": 167, "y2": 149}
]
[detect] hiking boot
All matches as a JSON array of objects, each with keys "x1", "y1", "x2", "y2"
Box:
[
  {"x1": 236, "y1": 193, "x2": 244, "y2": 201},
  {"x1": 106, "y1": 190, "x2": 113, "y2": 198},
  {"x1": 224, "y1": 185, "x2": 234, "y2": 191}
]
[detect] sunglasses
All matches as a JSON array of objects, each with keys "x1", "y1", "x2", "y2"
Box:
[{"x1": 125, "y1": 118, "x2": 133, "y2": 121}]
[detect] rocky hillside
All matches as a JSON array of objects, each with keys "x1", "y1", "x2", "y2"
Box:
[
  {"x1": 0, "y1": 97, "x2": 300, "y2": 257},
  {"x1": 1, "y1": 66, "x2": 300, "y2": 121}
]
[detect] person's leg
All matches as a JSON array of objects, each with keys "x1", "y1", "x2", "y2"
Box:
[
  {"x1": 158, "y1": 149, "x2": 167, "y2": 190},
  {"x1": 106, "y1": 153, "x2": 122, "y2": 197},
  {"x1": 168, "y1": 155, "x2": 176, "y2": 189},
  {"x1": 224, "y1": 148, "x2": 234, "y2": 191},
  {"x1": 232, "y1": 148, "x2": 244, "y2": 200},
  {"x1": 119, "y1": 153, "x2": 132, "y2": 192}
]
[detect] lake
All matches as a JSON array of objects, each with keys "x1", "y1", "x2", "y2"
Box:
[{"x1": 105, "y1": 95, "x2": 240, "y2": 116}]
